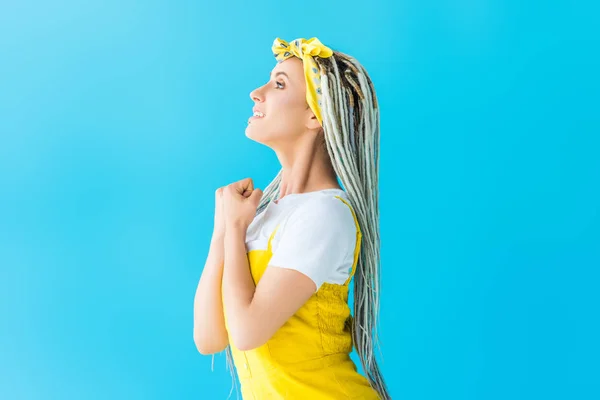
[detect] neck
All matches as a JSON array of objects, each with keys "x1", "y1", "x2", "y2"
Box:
[{"x1": 274, "y1": 137, "x2": 341, "y2": 201}]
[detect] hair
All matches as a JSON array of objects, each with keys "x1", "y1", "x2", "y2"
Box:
[{"x1": 222, "y1": 50, "x2": 389, "y2": 400}]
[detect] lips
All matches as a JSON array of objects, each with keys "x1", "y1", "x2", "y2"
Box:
[{"x1": 248, "y1": 112, "x2": 265, "y2": 124}]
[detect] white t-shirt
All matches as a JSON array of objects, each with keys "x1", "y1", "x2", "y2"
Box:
[{"x1": 245, "y1": 188, "x2": 359, "y2": 292}]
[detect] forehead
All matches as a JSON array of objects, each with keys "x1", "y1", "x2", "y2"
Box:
[{"x1": 271, "y1": 57, "x2": 304, "y2": 79}]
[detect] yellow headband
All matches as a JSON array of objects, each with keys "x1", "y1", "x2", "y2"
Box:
[{"x1": 272, "y1": 37, "x2": 334, "y2": 126}]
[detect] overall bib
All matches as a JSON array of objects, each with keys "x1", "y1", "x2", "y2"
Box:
[{"x1": 224, "y1": 196, "x2": 380, "y2": 399}]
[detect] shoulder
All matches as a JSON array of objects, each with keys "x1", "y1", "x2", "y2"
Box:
[
  {"x1": 268, "y1": 192, "x2": 359, "y2": 290},
  {"x1": 284, "y1": 193, "x2": 358, "y2": 233},
  {"x1": 282, "y1": 195, "x2": 358, "y2": 239}
]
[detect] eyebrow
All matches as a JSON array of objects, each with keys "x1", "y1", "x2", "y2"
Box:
[{"x1": 270, "y1": 71, "x2": 289, "y2": 79}]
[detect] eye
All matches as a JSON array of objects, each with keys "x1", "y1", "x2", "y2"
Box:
[{"x1": 275, "y1": 81, "x2": 284, "y2": 89}]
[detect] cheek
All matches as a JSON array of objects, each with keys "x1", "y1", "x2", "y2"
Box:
[
  {"x1": 272, "y1": 96, "x2": 306, "y2": 123},
  {"x1": 270, "y1": 105, "x2": 305, "y2": 135}
]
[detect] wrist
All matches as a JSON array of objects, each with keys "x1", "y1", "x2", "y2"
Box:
[{"x1": 225, "y1": 221, "x2": 248, "y2": 236}]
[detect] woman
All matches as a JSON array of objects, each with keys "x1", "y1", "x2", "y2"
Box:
[{"x1": 194, "y1": 37, "x2": 390, "y2": 399}]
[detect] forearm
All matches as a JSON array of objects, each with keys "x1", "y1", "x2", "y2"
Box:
[
  {"x1": 193, "y1": 231, "x2": 228, "y2": 354},
  {"x1": 222, "y1": 223, "x2": 257, "y2": 349}
]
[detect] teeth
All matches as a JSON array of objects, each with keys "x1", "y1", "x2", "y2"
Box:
[{"x1": 253, "y1": 111, "x2": 265, "y2": 117}]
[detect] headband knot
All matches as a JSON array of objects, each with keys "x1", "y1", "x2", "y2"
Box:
[{"x1": 271, "y1": 37, "x2": 334, "y2": 125}]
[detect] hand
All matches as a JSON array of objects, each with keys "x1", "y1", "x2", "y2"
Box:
[{"x1": 222, "y1": 177, "x2": 263, "y2": 230}]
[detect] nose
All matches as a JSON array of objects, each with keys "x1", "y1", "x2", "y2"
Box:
[{"x1": 249, "y1": 84, "x2": 265, "y2": 103}]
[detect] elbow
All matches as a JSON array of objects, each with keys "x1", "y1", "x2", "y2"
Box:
[
  {"x1": 229, "y1": 330, "x2": 266, "y2": 352},
  {"x1": 231, "y1": 338, "x2": 257, "y2": 352},
  {"x1": 196, "y1": 345, "x2": 224, "y2": 356},
  {"x1": 194, "y1": 331, "x2": 228, "y2": 355},
  {"x1": 194, "y1": 338, "x2": 227, "y2": 356}
]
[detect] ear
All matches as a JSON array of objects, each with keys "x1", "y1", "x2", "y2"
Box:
[{"x1": 306, "y1": 113, "x2": 322, "y2": 131}]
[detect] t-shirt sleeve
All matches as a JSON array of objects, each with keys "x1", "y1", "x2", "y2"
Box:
[{"x1": 267, "y1": 197, "x2": 358, "y2": 292}]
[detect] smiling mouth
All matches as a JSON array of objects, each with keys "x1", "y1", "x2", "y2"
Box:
[{"x1": 248, "y1": 112, "x2": 266, "y2": 123}]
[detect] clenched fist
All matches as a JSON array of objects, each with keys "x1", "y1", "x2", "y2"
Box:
[{"x1": 222, "y1": 177, "x2": 263, "y2": 230}]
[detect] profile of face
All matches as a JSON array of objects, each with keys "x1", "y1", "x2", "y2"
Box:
[{"x1": 245, "y1": 57, "x2": 322, "y2": 148}]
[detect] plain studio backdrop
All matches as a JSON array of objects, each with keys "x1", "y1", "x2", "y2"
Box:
[{"x1": 0, "y1": 1, "x2": 598, "y2": 399}]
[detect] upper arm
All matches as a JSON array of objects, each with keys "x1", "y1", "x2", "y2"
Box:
[
  {"x1": 240, "y1": 198, "x2": 357, "y2": 350},
  {"x1": 239, "y1": 266, "x2": 316, "y2": 350}
]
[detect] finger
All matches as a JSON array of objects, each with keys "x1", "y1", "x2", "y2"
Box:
[
  {"x1": 236, "y1": 178, "x2": 253, "y2": 190},
  {"x1": 236, "y1": 177, "x2": 253, "y2": 193}
]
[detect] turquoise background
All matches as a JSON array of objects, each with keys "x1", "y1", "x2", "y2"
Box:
[{"x1": 1, "y1": 1, "x2": 598, "y2": 399}]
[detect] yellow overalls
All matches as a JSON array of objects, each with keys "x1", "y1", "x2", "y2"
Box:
[{"x1": 224, "y1": 196, "x2": 380, "y2": 399}]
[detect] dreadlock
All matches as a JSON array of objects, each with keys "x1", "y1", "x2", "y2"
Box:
[{"x1": 222, "y1": 50, "x2": 389, "y2": 400}]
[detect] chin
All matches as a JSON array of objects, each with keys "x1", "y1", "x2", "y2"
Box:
[
  {"x1": 245, "y1": 124, "x2": 268, "y2": 144},
  {"x1": 245, "y1": 122, "x2": 286, "y2": 148}
]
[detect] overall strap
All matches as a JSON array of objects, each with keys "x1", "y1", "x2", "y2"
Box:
[{"x1": 267, "y1": 223, "x2": 280, "y2": 253}]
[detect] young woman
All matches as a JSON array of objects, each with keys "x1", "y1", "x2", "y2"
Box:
[{"x1": 194, "y1": 37, "x2": 390, "y2": 399}]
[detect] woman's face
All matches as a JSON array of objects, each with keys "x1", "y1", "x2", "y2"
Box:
[{"x1": 245, "y1": 57, "x2": 320, "y2": 147}]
